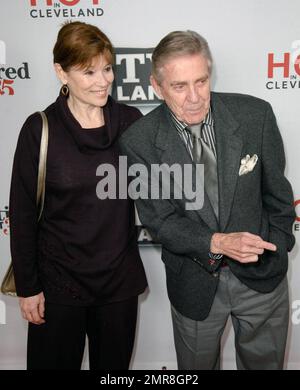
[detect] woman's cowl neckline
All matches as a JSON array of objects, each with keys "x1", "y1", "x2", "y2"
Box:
[{"x1": 56, "y1": 93, "x2": 121, "y2": 154}]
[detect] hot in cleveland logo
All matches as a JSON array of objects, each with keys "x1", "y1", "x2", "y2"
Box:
[
  {"x1": 266, "y1": 40, "x2": 300, "y2": 90},
  {"x1": 29, "y1": 0, "x2": 104, "y2": 18}
]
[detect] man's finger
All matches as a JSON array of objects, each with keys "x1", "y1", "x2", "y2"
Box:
[
  {"x1": 241, "y1": 236, "x2": 277, "y2": 252},
  {"x1": 241, "y1": 255, "x2": 259, "y2": 263},
  {"x1": 257, "y1": 240, "x2": 277, "y2": 251},
  {"x1": 238, "y1": 245, "x2": 264, "y2": 255},
  {"x1": 242, "y1": 232, "x2": 264, "y2": 240},
  {"x1": 231, "y1": 254, "x2": 259, "y2": 263}
]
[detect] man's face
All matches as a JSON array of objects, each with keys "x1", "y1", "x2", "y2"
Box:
[{"x1": 151, "y1": 54, "x2": 211, "y2": 125}]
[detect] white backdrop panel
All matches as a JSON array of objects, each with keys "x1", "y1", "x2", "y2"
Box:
[{"x1": 0, "y1": 0, "x2": 299, "y2": 369}]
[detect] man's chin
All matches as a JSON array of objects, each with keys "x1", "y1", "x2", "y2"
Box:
[
  {"x1": 185, "y1": 115, "x2": 205, "y2": 126},
  {"x1": 184, "y1": 108, "x2": 209, "y2": 125}
]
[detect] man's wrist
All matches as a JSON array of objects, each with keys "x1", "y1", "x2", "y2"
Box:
[{"x1": 210, "y1": 233, "x2": 224, "y2": 254}]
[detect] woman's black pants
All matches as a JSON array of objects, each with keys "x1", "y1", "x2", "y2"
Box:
[{"x1": 27, "y1": 296, "x2": 138, "y2": 370}]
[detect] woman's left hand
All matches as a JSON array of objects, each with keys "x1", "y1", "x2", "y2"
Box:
[{"x1": 19, "y1": 292, "x2": 46, "y2": 325}]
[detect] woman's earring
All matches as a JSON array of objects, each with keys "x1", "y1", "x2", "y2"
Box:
[{"x1": 60, "y1": 84, "x2": 69, "y2": 96}]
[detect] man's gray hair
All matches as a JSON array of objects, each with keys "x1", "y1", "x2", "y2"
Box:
[{"x1": 151, "y1": 30, "x2": 213, "y2": 83}]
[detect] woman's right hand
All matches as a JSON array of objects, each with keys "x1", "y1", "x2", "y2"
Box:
[{"x1": 19, "y1": 292, "x2": 45, "y2": 325}]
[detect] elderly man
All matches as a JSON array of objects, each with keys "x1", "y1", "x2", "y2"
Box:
[{"x1": 120, "y1": 31, "x2": 295, "y2": 370}]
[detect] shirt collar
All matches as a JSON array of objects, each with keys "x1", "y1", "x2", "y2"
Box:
[{"x1": 168, "y1": 106, "x2": 213, "y2": 133}]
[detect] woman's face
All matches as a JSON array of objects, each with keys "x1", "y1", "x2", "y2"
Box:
[{"x1": 56, "y1": 54, "x2": 114, "y2": 108}]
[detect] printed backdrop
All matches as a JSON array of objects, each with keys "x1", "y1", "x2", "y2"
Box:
[{"x1": 0, "y1": 0, "x2": 299, "y2": 369}]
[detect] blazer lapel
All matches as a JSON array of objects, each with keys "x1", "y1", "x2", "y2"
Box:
[
  {"x1": 155, "y1": 104, "x2": 219, "y2": 231},
  {"x1": 212, "y1": 93, "x2": 243, "y2": 232}
]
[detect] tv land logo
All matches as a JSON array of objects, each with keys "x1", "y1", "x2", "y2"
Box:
[
  {"x1": 0, "y1": 207, "x2": 9, "y2": 235},
  {"x1": 0, "y1": 62, "x2": 31, "y2": 97},
  {"x1": 266, "y1": 40, "x2": 300, "y2": 90},
  {"x1": 137, "y1": 226, "x2": 155, "y2": 245},
  {"x1": 112, "y1": 48, "x2": 161, "y2": 106},
  {"x1": 29, "y1": 0, "x2": 104, "y2": 18}
]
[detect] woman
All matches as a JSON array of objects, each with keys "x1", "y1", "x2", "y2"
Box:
[{"x1": 9, "y1": 21, "x2": 147, "y2": 370}]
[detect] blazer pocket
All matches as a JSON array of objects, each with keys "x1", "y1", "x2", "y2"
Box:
[{"x1": 161, "y1": 250, "x2": 184, "y2": 275}]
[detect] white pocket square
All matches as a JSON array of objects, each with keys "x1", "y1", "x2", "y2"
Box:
[{"x1": 239, "y1": 154, "x2": 258, "y2": 176}]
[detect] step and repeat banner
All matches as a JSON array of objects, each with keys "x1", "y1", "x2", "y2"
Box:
[{"x1": 0, "y1": 0, "x2": 299, "y2": 369}]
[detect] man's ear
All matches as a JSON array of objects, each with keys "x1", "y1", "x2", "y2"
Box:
[
  {"x1": 54, "y1": 63, "x2": 68, "y2": 85},
  {"x1": 150, "y1": 75, "x2": 164, "y2": 99}
]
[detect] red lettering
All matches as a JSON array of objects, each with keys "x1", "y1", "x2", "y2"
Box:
[
  {"x1": 0, "y1": 79, "x2": 14, "y2": 96},
  {"x1": 3, "y1": 218, "x2": 9, "y2": 236},
  {"x1": 294, "y1": 54, "x2": 300, "y2": 76},
  {"x1": 59, "y1": 0, "x2": 80, "y2": 5},
  {"x1": 30, "y1": 0, "x2": 99, "y2": 5},
  {"x1": 295, "y1": 200, "x2": 300, "y2": 222},
  {"x1": 268, "y1": 53, "x2": 290, "y2": 78},
  {"x1": 30, "y1": 0, "x2": 53, "y2": 5}
]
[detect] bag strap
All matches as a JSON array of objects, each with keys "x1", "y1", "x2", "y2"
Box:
[
  {"x1": 0, "y1": 112, "x2": 49, "y2": 297},
  {"x1": 36, "y1": 111, "x2": 49, "y2": 222}
]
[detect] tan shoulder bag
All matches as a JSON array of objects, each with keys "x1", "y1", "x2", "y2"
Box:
[{"x1": 1, "y1": 111, "x2": 49, "y2": 296}]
